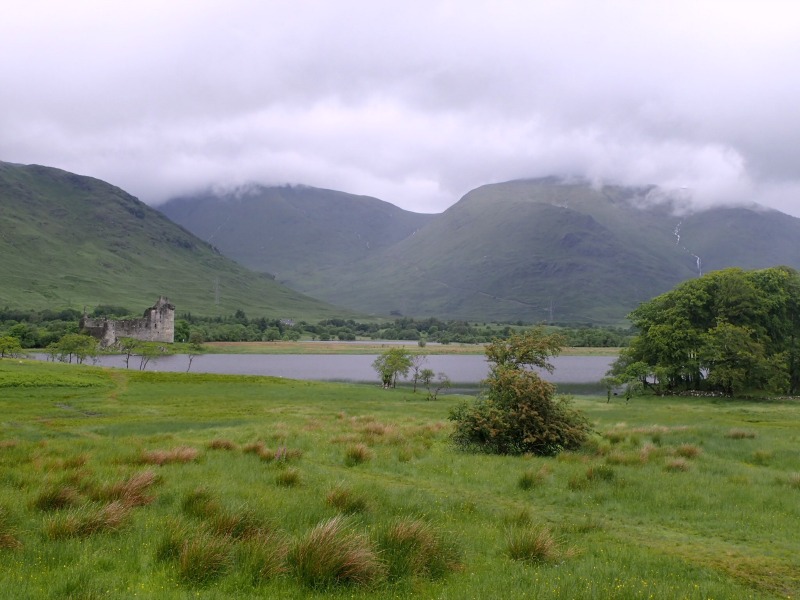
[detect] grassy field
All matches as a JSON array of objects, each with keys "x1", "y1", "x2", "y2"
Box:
[
  {"x1": 204, "y1": 340, "x2": 621, "y2": 356},
  {"x1": 1, "y1": 359, "x2": 798, "y2": 599}
]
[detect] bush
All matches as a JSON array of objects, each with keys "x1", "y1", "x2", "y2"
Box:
[{"x1": 450, "y1": 329, "x2": 590, "y2": 456}]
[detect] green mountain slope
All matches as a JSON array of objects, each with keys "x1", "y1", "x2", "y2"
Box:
[
  {"x1": 0, "y1": 162, "x2": 346, "y2": 319},
  {"x1": 159, "y1": 185, "x2": 434, "y2": 286},
  {"x1": 298, "y1": 179, "x2": 800, "y2": 323}
]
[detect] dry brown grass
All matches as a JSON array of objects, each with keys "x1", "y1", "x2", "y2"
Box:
[
  {"x1": 138, "y1": 446, "x2": 199, "y2": 466},
  {"x1": 0, "y1": 439, "x2": 19, "y2": 449}
]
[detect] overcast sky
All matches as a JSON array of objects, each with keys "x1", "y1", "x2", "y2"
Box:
[{"x1": 2, "y1": 1, "x2": 799, "y2": 216}]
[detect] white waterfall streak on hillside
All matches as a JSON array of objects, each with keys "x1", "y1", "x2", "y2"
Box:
[{"x1": 672, "y1": 221, "x2": 703, "y2": 277}]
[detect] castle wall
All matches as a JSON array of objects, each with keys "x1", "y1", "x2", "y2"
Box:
[{"x1": 81, "y1": 296, "x2": 175, "y2": 347}]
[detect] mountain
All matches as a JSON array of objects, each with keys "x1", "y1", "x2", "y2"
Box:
[
  {"x1": 0, "y1": 161, "x2": 347, "y2": 319},
  {"x1": 163, "y1": 177, "x2": 800, "y2": 324},
  {"x1": 159, "y1": 185, "x2": 434, "y2": 287}
]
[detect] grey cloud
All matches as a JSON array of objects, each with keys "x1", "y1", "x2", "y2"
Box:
[{"x1": 1, "y1": 0, "x2": 799, "y2": 217}]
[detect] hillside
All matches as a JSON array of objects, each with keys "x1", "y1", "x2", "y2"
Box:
[
  {"x1": 0, "y1": 161, "x2": 347, "y2": 319},
  {"x1": 159, "y1": 185, "x2": 434, "y2": 286},
  {"x1": 168, "y1": 177, "x2": 800, "y2": 324}
]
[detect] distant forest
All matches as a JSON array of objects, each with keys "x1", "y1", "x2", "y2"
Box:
[{"x1": 0, "y1": 306, "x2": 632, "y2": 348}]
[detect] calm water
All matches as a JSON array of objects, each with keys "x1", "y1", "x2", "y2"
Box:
[{"x1": 69, "y1": 353, "x2": 614, "y2": 385}]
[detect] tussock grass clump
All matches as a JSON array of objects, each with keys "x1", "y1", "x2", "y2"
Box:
[
  {"x1": 275, "y1": 467, "x2": 301, "y2": 487},
  {"x1": 585, "y1": 464, "x2": 616, "y2": 482},
  {"x1": 726, "y1": 428, "x2": 757, "y2": 439},
  {"x1": 378, "y1": 518, "x2": 462, "y2": 580},
  {"x1": 33, "y1": 484, "x2": 82, "y2": 512},
  {"x1": 43, "y1": 501, "x2": 131, "y2": 539},
  {"x1": 751, "y1": 450, "x2": 773, "y2": 465},
  {"x1": 506, "y1": 525, "x2": 573, "y2": 564},
  {"x1": 0, "y1": 439, "x2": 19, "y2": 449},
  {"x1": 178, "y1": 531, "x2": 234, "y2": 584},
  {"x1": 94, "y1": 470, "x2": 159, "y2": 507},
  {"x1": 675, "y1": 444, "x2": 702, "y2": 459},
  {"x1": 181, "y1": 487, "x2": 222, "y2": 519},
  {"x1": 787, "y1": 473, "x2": 800, "y2": 489},
  {"x1": 209, "y1": 506, "x2": 270, "y2": 539},
  {"x1": 207, "y1": 438, "x2": 237, "y2": 451},
  {"x1": 518, "y1": 466, "x2": 550, "y2": 490},
  {"x1": 156, "y1": 518, "x2": 194, "y2": 562},
  {"x1": 664, "y1": 458, "x2": 691, "y2": 472},
  {"x1": 325, "y1": 485, "x2": 369, "y2": 514},
  {"x1": 344, "y1": 443, "x2": 373, "y2": 466},
  {"x1": 242, "y1": 441, "x2": 266, "y2": 455},
  {"x1": 0, "y1": 507, "x2": 22, "y2": 550},
  {"x1": 290, "y1": 516, "x2": 385, "y2": 588},
  {"x1": 602, "y1": 430, "x2": 626, "y2": 444},
  {"x1": 236, "y1": 530, "x2": 290, "y2": 582},
  {"x1": 605, "y1": 450, "x2": 642, "y2": 466},
  {"x1": 138, "y1": 446, "x2": 199, "y2": 466}
]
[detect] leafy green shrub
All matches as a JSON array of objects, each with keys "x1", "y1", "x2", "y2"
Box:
[
  {"x1": 290, "y1": 516, "x2": 385, "y2": 588},
  {"x1": 450, "y1": 329, "x2": 590, "y2": 456}
]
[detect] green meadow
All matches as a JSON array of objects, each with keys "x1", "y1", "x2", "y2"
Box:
[{"x1": 1, "y1": 359, "x2": 798, "y2": 599}]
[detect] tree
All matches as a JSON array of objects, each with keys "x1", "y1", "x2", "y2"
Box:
[
  {"x1": 186, "y1": 332, "x2": 206, "y2": 373},
  {"x1": 49, "y1": 333, "x2": 98, "y2": 364},
  {"x1": 612, "y1": 266, "x2": 800, "y2": 396},
  {"x1": 117, "y1": 337, "x2": 140, "y2": 369},
  {"x1": 372, "y1": 348, "x2": 413, "y2": 388},
  {"x1": 426, "y1": 371, "x2": 451, "y2": 401},
  {"x1": 450, "y1": 327, "x2": 590, "y2": 456},
  {"x1": 0, "y1": 335, "x2": 23, "y2": 358},
  {"x1": 137, "y1": 342, "x2": 171, "y2": 371},
  {"x1": 409, "y1": 354, "x2": 427, "y2": 392}
]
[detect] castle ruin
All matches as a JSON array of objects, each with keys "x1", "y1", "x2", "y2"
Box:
[{"x1": 81, "y1": 296, "x2": 175, "y2": 347}]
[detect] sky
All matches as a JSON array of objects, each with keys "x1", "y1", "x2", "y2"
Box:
[{"x1": 2, "y1": 0, "x2": 799, "y2": 216}]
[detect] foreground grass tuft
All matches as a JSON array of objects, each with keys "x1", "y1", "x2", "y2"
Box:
[
  {"x1": 139, "y1": 446, "x2": 199, "y2": 466},
  {"x1": 290, "y1": 516, "x2": 385, "y2": 588},
  {"x1": 43, "y1": 501, "x2": 131, "y2": 539},
  {"x1": 506, "y1": 525, "x2": 573, "y2": 564},
  {"x1": 325, "y1": 485, "x2": 370, "y2": 514},
  {"x1": 344, "y1": 443, "x2": 373, "y2": 466},
  {"x1": 0, "y1": 507, "x2": 22, "y2": 550},
  {"x1": 378, "y1": 517, "x2": 462, "y2": 580}
]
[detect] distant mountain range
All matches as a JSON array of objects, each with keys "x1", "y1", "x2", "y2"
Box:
[
  {"x1": 162, "y1": 178, "x2": 800, "y2": 324},
  {"x1": 0, "y1": 161, "x2": 346, "y2": 320},
  {"x1": 4, "y1": 160, "x2": 799, "y2": 323}
]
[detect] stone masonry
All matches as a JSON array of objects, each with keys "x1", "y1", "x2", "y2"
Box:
[{"x1": 81, "y1": 296, "x2": 175, "y2": 347}]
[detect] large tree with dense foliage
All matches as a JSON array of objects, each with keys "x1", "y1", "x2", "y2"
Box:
[
  {"x1": 450, "y1": 328, "x2": 590, "y2": 456},
  {"x1": 611, "y1": 266, "x2": 800, "y2": 396}
]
